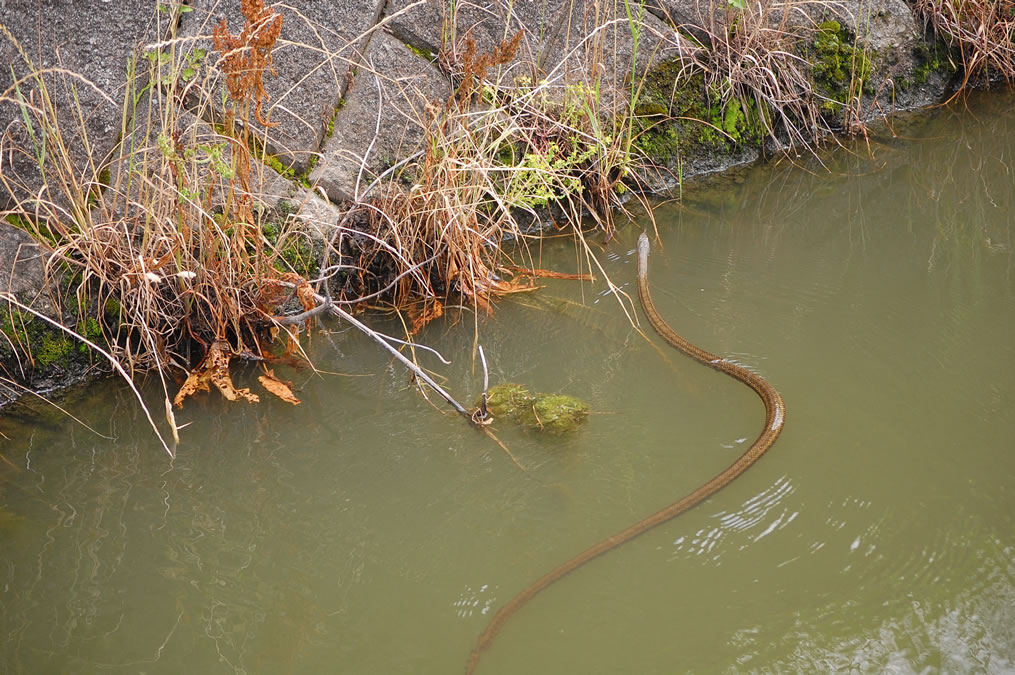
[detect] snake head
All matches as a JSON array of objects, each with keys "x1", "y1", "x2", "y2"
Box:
[{"x1": 638, "y1": 232, "x2": 651, "y2": 269}]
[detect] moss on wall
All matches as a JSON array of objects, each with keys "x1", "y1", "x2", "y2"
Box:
[
  {"x1": 810, "y1": 20, "x2": 873, "y2": 115},
  {"x1": 632, "y1": 60, "x2": 768, "y2": 165}
]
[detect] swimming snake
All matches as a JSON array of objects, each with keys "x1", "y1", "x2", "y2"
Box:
[{"x1": 466, "y1": 232, "x2": 786, "y2": 673}]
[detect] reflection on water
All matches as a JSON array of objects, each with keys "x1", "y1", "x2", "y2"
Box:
[{"x1": 2, "y1": 91, "x2": 1015, "y2": 674}]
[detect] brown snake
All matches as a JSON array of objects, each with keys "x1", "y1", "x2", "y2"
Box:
[{"x1": 466, "y1": 232, "x2": 786, "y2": 674}]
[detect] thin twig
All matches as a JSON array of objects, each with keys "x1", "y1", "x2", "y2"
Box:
[
  {"x1": 0, "y1": 293, "x2": 174, "y2": 457},
  {"x1": 382, "y1": 335, "x2": 452, "y2": 365},
  {"x1": 324, "y1": 298, "x2": 472, "y2": 418},
  {"x1": 478, "y1": 344, "x2": 489, "y2": 420}
]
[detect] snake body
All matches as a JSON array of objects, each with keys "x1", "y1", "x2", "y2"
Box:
[{"x1": 466, "y1": 232, "x2": 786, "y2": 674}]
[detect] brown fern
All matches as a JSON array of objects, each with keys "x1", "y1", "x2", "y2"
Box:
[{"x1": 211, "y1": 0, "x2": 283, "y2": 127}]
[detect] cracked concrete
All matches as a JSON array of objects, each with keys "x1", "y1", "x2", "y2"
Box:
[
  {"x1": 2, "y1": 0, "x2": 956, "y2": 224},
  {"x1": 0, "y1": 0, "x2": 164, "y2": 210},
  {"x1": 179, "y1": 0, "x2": 387, "y2": 175},
  {"x1": 310, "y1": 29, "x2": 452, "y2": 204}
]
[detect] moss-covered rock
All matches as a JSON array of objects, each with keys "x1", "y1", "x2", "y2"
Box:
[
  {"x1": 480, "y1": 384, "x2": 589, "y2": 433},
  {"x1": 482, "y1": 383, "x2": 535, "y2": 419},
  {"x1": 519, "y1": 393, "x2": 589, "y2": 433},
  {"x1": 811, "y1": 20, "x2": 874, "y2": 116},
  {"x1": 632, "y1": 60, "x2": 769, "y2": 174}
]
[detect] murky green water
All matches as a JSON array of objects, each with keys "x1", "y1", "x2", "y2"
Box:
[{"x1": 3, "y1": 91, "x2": 1015, "y2": 674}]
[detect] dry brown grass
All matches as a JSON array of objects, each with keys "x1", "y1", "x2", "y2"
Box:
[
  {"x1": 329, "y1": 14, "x2": 664, "y2": 333},
  {"x1": 685, "y1": 2, "x2": 823, "y2": 149},
  {"x1": 0, "y1": 2, "x2": 327, "y2": 450},
  {"x1": 0, "y1": 0, "x2": 665, "y2": 445},
  {"x1": 915, "y1": 0, "x2": 1015, "y2": 90}
]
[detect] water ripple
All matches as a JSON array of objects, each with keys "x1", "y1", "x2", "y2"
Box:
[
  {"x1": 668, "y1": 475, "x2": 798, "y2": 564},
  {"x1": 734, "y1": 539, "x2": 1015, "y2": 674}
]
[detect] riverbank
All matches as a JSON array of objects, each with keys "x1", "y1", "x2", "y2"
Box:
[{"x1": 0, "y1": 0, "x2": 1008, "y2": 425}]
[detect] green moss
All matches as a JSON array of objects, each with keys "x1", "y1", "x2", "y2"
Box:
[
  {"x1": 632, "y1": 119, "x2": 681, "y2": 162},
  {"x1": 0, "y1": 310, "x2": 73, "y2": 369},
  {"x1": 478, "y1": 384, "x2": 589, "y2": 433},
  {"x1": 404, "y1": 42, "x2": 435, "y2": 61},
  {"x1": 811, "y1": 20, "x2": 873, "y2": 111},
  {"x1": 76, "y1": 317, "x2": 103, "y2": 353},
  {"x1": 0, "y1": 306, "x2": 102, "y2": 371},
  {"x1": 909, "y1": 41, "x2": 958, "y2": 88},
  {"x1": 630, "y1": 60, "x2": 698, "y2": 161},
  {"x1": 696, "y1": 87, "x2": 767, "y2": 151},
  {"x1": 261, "y1": 218, "x2": 320, "y2": 278},
  {"x1": 634, "y1": 101, "x2": 668, "y2": 117},
  {"x1": 300, "y1": 156, "x2": 318, "y2": 186},
  {"x1": 242, "y1": 132, "x2": 314, "y2": 188},
  {"x1": 520, "y1": 393, "x2": 589, "y2": 433},
  {"x1": 326, "y1": 106, "x2": 339, "y2": 138},
  {"x1": 104, "y1": 297, "x2": 122, "y2": 320},
  {"x1": 5, "y1": 213, "x2": 61, "y2": 248},
  {"x1": 633, "y1": 61, "x2": 768, "y2": 160},
  {"x1": 638, "y1": 59, "x2": 701, "y2": 119},
  {"x1": 36, "y1": 331, "x2": 75, "y2": 367},
  {"x1": 276, "y1": 199, "x2": 298, "y2": 216},
  {"x1": 4, "y1": 214, "x2": 32, "y2": 231},
  {"x1": 482, "y1": 383, "x2": 535, "y2": 419},
  {"x1": 262, "y1": 150, "x2": 293, "y2": 178}
]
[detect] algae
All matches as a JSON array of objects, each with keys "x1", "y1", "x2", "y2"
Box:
[
  {"x1": 483, "y1": 383, "x2": 535, "y2": 419},
  {"x1": 479, "y1": 383, "x2": 589, "y2": 433},
  {"x1": 519, "y1": 393, "x2": 589, "y2": 433}
]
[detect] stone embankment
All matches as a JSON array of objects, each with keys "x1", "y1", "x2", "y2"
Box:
[{"x1": 0, "y1": 0, "x2": 964, "y2": 403}]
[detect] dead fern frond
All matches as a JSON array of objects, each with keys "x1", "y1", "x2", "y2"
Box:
[{"x1": 212, "y1": 0, "x2": 283, "y2": 126}]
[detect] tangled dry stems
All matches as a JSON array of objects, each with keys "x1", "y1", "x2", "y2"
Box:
[
  {"x1": 334, "y1": 23, "x2": 659, "y2": 330},
  {"x1": 916, "y1": 0, "x2": 1015, "y2": 89},
  {"x1": 1, "y1": 0, "x2": 664, "y2": 450},
  {"x1": 8, "y1": 0, "x2": 1006, "y2": 445},
  {"x1": 2, "y1": 3, "x2": 313, "y2": 385},
  {"x1": 691, "y1": 2, "x2": 823, "y2": 148}
]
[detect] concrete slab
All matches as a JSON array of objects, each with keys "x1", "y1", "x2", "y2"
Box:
[
  {"x1": 0, "y1": 0, "x2": 164, "y2": 209},
  {"x1": 0, "y1": 221, "x2": 56, "y2": 318},
  {"x1": 309, "y1": 30, "x2": 452, "y2": 203},
  {"x1": 180, "y1": 0, "x2": 388, "y2": 176}
]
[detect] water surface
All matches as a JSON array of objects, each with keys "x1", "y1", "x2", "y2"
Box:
[{"x1": 2, "y1": 92, "x2": 1014, "y2": 674}]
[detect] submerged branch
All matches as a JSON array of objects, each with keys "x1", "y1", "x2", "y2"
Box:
[
  {"x1": 274, "y1": 287, "x2": 472, "y2": 418},
  {"x1": 330, "y1": 302, "x2": 472, "y2": 417}
]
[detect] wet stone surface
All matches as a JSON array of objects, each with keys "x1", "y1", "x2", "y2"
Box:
[{"x1": 0, "y1": 0, "x2": 163, "y2": 209}]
